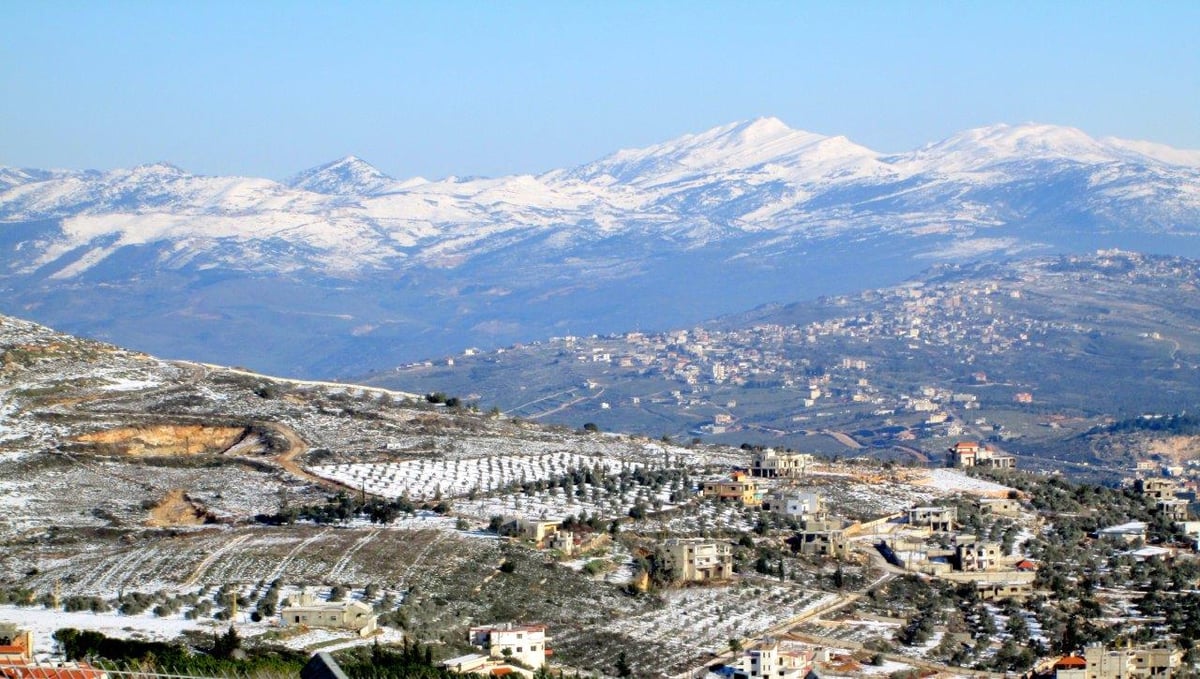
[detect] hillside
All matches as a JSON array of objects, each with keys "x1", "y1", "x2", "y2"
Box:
[
  {"x1": 7, "y1": 313, "x2": 1200, "y2": 678},
  {"x1": 364, "y1": 251, "x2": 1200, "y2": 473},
  {"x1": 0, "y1": 313, "x2": 1028, "y2": 673},
  {"x1": 2, "y1": 120, "x2": 1199, "y2": 377}
]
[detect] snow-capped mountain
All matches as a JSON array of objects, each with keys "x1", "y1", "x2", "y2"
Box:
[
  {"x1": 285, "y1": 155, "x2": 399, "y2": 196},
  {"x1": 1, "y1": 118, "x2": 1198, "y2": 377}
]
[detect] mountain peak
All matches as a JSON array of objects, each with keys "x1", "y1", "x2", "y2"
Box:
[
  {"x1": 130, "y1": 161, "x2": 188, "y2": 176},
  {"x1": 897, "y1": 122, "x2": 1125, "y2": 171},
  {"x1": 564, "y1": 117, "x2": 849, "y2": 185},
  {"x1": 287, "y1": 155, "x2": 395, "y2": 195},
  {"x1": 725, "y1": 116, "x2": 792, "y2": 139}
]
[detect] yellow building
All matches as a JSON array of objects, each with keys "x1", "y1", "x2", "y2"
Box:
[{"x1": 703, "y1": 472, "x2": 761, "y2": 506}]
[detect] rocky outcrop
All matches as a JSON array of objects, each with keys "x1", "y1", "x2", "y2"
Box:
[
  {"x1": 145, "y1": 488, "x2": 212, "y2": 527},
  {"x1": 73, "y1": 424, "x2": 248, "y2": 456}
]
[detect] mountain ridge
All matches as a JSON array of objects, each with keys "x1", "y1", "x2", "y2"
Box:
[{"x1": 2, "y1": 118, "x2": 1199, "y2": 377}]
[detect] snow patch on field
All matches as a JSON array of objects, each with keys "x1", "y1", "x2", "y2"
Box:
[
  {"x1": 0, "y1": 605, "x2": 268, "y2": 653},
  {"x1": 97, "y1": 377, "x2": 162, "y2": 392},
  {"x1": 917, "y1": 469, "x2": 1014, "y2": 495}
]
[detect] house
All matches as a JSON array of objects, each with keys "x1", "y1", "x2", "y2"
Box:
[
  {"x1": 956, "y1": 541, "x2": 1003, "y2": 571},
  {"x1": 908, "y1": 506, "x2": 957, "y2": 532},
  {"x1": 703, "y1": 472, "x2": 762, "y2": 506},
  {"x1": 0, "y1": 626, "x2": 32, "y2": 663},
  {"x1": 792, "y1": 529, "x2": 847, "y2": 559},
  {"x1": 439, "y1": 654, "x2": 492, "y2": 675},
  {"x1": 762, "y1": 489, "x2": 824, "y2": 518},
  {"x1": 662, "y1": 538, "x2": 734, "y2": 583},
  {"x1": 496, "y1": 518, "x2": 561, "y2": 546},
  {"x1": 978, "y1": 497, "x2": 1024, "y2": 517},
  {"x1": 281, "y1": 592, "x2": 379, "y2": 636},
  {"x1": 0, "y1": 663, "x2": 109, "y2": 679},
  {"x1": 877, "y1": 537, "x2": 953, "y2": 573},
  {"x1": 724, "y1": 640, "x2": 815, "y2": 679},
  {"x1": 1052, "y1": 654, "x2": 1087, "y2": 679},
  {"x1": 1137, "y1": 477, "x2": 1180, "y2": 500},
  {"x1": 546, "y1": 530, "x2": 584, "y2": 556},
  {"x1": 1055, "y1": 643, "x2": 1182, "y2": 679},
  {"x1": 792, "y1": 517, "x2": 847, "y2": 559},
  {"x1": 750, "y1": 450, "x2": 813, "y2": 478},
  {"x1": 1156, "y1": 498, "x2": 1189, "y2": 521},
  {"x1": 975, "y1": 580, "x2": 1034, "y2": 601},
  {"x1": 947, "y1": 441, "x2": 1015, "y2": 469},
  {"x1": 1095, "y1": 521, "x2": 1147, "y2": 543},
  {"x1": 0, "y1": 629, "x2": 107, "y2": 679},
  {"x1": 468, "y1": 623, "x2": 549, "y2": 670}
]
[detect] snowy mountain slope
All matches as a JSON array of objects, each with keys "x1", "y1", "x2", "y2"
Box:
[
  {"x1": 2, "y1": 118, "x2": 1198, "y2": 278},
  {"x1": 1, "y1": 118, "x2": 1199, "y2": 376},
  {"x1": 285, "y1": 154, "x2": 400, "y2": 195}
]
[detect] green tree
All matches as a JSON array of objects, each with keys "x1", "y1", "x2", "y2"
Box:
[
  {"x1": 212, "y1": 625, "x2": 241, "y2": 659},
  {"x1": 614, "y1": 651, "x2": 632, "y2": 677}
]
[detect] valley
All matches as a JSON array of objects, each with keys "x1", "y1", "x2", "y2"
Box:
[
  {"x1": 365, "y1": 251, "x2": 1200, "y2": 476},
  {"x1": 3, "y1": 284, "x2": 1200, "y2": 677}
]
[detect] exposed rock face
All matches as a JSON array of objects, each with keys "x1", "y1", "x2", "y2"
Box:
[
  {"x1": 73, "y1": 424, "x2": 248, "y2": 456},
  {"x1": 145, "y1": 488, "x2": 211, "y2": 527}
]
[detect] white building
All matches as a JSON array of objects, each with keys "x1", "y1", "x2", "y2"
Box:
[
  {"x1": 662, "y1": 538, "x2": 734, "y2": 582},
  {"x1": 281, "y1": 592, "x2": 378, "y2": 636},
  {"x1": 762, "y1": 489, "x2": 824, "y2": 518},
  {"x1": 727, "y1": 641, "x2": 815, "y2": 679},
  {"x1": 468, "y1": 623, "x2": 548, "y2": 669},
  {"x1": 750, "y1": 450, "x2": 813, "y2": 478}
]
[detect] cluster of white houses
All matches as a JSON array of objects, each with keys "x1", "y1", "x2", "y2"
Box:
[
  {"x1": 717, "y1": 637, "x2": 1184, "y2": 679},
  {"x1": 441, "y1": 623, "x2": 549, "y2": 677},
  {"x1": 1048, "y1": 643, "x2": 1181, "y2": 679},
  {"x1": 879, "y1": 498, "x2": 1038, "y2": 601}
]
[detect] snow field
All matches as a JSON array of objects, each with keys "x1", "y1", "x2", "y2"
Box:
[
  {"x1": 0, "y1": 584, "x2": 402, "y2": 655},
  {"x1": 919, "y1": 469, "x2": 1015, "y2": 495},
  {"x1": 456, "y1": 479, "x2": 677, "y2": 522},
  {"x1": 555, "y1": 584, "x2": 838, "y2": 674},
  {"x1": 309, "y1": 451, "x2": 649, "y2": 501},
  {"x1": 630, "y1": 500, "x2": 756, "y2": 535}
]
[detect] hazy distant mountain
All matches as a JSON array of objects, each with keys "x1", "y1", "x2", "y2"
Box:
[
  {"x1": 1, "y1": 119, "x2": 1198, "y2": 377},
  {"x1": 285, "y1": 155, "x2": 400, "y2": 196}
]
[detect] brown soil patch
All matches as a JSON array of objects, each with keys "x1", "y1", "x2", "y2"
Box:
[
  {"x1": 1147, "y1": 435, "x2": 1200, "y2": 462},
  {"x1": 146, "y1": 489, "x2": 210, "y2": 527},
  {"x1": 74, "y1": 424, "x2": 247, "y2": 456}
]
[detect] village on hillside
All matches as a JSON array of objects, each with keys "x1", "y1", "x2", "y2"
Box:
[{"x1": 6, "y1": 434, "x2": 1200, "y2": 679}]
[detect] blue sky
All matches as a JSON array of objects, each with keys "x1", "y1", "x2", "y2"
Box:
[{"x1": 2, "y1": 1, "x2": 1197, "y2": 180}]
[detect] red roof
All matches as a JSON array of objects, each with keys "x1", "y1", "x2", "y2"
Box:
[
  {"x1": 1055, "y1": 656, "x2": 1087, "y2": 668},
  {"x1": 0, "y1": 666, "x2": 107, "y2": 679},
  {"x1": 1016, "y1": 559, "x2": 1037, "y2": 571}
]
